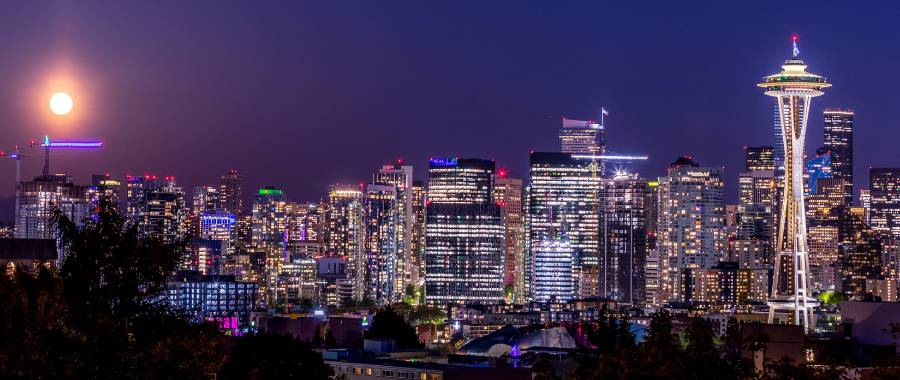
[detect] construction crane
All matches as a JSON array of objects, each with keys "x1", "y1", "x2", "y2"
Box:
[{"x1": 1, "y1": 135, "x2": 102, "y2": 185}]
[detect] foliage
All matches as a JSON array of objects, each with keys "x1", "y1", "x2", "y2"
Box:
[
  {"x1": 220, "y1": 332, "x2": 332, "y2": 380},
  {"x1": 817, "y1": 291, "x2": 847, "y2": 305},
  {"x1": 406, "y1": 305, "x2": 446, "y2": 326},
  {"x1": 365, "y1": 305, "x2": 422, "y2": 349},
  {"x1": 0, "y1": 199, "x2": 329, "y2": 378}
]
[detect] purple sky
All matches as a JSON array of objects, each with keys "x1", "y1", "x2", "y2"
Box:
[{"x1": 2, "y1": 1, "x2": 900, "y2": 221}]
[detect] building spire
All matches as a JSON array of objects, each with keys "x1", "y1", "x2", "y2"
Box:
[{"x1": 792, "y1": 34, "x2": 799, "y2": 58}]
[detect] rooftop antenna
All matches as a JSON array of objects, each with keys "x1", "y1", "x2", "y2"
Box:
[
  {"x1": 39, "y1": 135, "x2": 103, "y2": 178},
  {"x1": 792, "y1": 35, "x2": 799, "y2": 58}
]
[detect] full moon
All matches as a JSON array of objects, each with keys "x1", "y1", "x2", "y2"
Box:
[{"x1": 49, "y1": 92, "x2": 73, "y2": 115}]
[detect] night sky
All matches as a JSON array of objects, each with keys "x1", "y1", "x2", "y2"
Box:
[{"x1": 2, "y1": 1, "x2": 900, "y2": 221}]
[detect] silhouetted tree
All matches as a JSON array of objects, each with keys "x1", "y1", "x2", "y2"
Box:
[
  {"x1": 365, "y1": 305, "x2": 422, "y2": 349},
  {"x1": 220, "y1": 332, "x2": 332, "y2": 380}
]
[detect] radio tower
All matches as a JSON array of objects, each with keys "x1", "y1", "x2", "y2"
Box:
[{"x1": 758, "y1": 35, "x2": 830, "y2": 331}]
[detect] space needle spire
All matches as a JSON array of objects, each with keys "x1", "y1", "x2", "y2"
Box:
[{"x1": 758, "y1": 36, "x2": 831, "y2": 332}]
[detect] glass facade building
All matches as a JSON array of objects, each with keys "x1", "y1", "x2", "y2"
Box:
[{"x1": 425, "y1": 158, "x2": 504, "y2": 305}]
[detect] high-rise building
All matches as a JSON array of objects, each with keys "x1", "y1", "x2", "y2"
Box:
[
  {"x1": 526, "y1": 152, "x2": 601, "y2": 302},
  {"x1": 326, "y1": 185, "x2": 365, "y2": 300},
  {"x1": 192, "y1": 186, "x2": 220, "y2": 215},
  {"x1": 657, "y1": 156, "x2": 725, "y2": 302},
  {"x1": 805, "y1": 148, "x2": 832, "y2": 196},
  {"x1": 425, "y1": 158, "x2": 504, "y2": 305},
  {"x1": 824, "y1": 108, "x2": 854, "y2": 205},
  {"x1": 598, "y1": 175, "x2": 649, "y2": 306},
  {"x1": 88, "y1": 174, "x2": 121, "y2": 209},
  {"x1": 840, "y1": 207, "x2": 883, "y2": 299},
  {"x1": 745, "y1": 146, "x2": 775, "y2": 171},
  {"x1": 371, "y1": 162, "x2": 414, "y2": 300},
  {"x1": 493, "y1": 172, "x2": 524, "y2": 302},
  {"x1": 284, "y1": 202, "x2": 324, "y2": 257},
  {"x1": 219, "y1": 169, "x2": 244, "y2": 215},
  {"x1": 560, "y1": 117, "x2": 606, "y2": 156},
  {"x1": 364, "y1": 184, "x2": 399, "y2": 304},
  {"x1": 869, "y1": 168, "x2": 900, "y2": 239},
  {"x1": 125, "y1": 175, "x2": 187, "y2": 244},
  {"x1": 737, "y1": 170, "x2": 776, "y2": 243},
  {"x1": 15, "y1": 174, "x2": 92, "y2": 240},
  {"x1": 860, "y1": 188, "x2": 871, "y2": 224},
  {"x1": 251, "y1": 186, "x2": 287, "y2": 301},
  {"x1": 758, "y1": 37, "x2": 830, "y2": 330},
  {"x1": 410, "y1": 181, "x2": 427, "y2": 287}
]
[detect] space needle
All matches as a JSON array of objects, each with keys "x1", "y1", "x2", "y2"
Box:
[{"x1": 758, "y1": 36, "x2": 830, "y2": 331}]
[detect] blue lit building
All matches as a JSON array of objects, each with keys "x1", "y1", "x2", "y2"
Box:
[{"x1": 805, "y1": 148, "x2": 832, "y2": 196}]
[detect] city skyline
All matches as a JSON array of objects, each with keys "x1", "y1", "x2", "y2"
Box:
[{"x1": 1, "y1": 2, "x2": 899, "y2": 221}]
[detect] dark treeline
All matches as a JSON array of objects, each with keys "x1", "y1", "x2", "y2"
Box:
[{"x1": 0, "y1": 200, "x2": 330, "y2": 379}]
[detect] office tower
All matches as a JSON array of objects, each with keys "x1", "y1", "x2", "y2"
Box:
[
  {"x1": 758, "y1": 37, "x2": 830, "y2": 330},
  {"x1": 410, "y1": 181, "x2": 427, "y2": 286},
  {"x1": 493, "y1": 172, "x2": 525, "y2": 302},
  {"x1": 526, "y1": 152, "x2": 601, "y2": 302},
  {"x1": 869, "y1": 168, "x2": 900, "y2": 239},
  {"x1": 731, "y1": 240, "x2": 768, "y2": 270},
  {"x1": 737, "y1": 170, "x2": 776, "y2": 243},
  {"x1": 364, "y1": 184, "x2": 399, "y2": 304},
  {"x1": 824, "y1": 108, "x2": 854, "y2": 205},
  {"x1": 676, "y1": 262, "x2": 738, "y2": 308},
  {"x1": 644, "y1": 250, "x2": 660, "y2": 306},
  {"x1": 15, "y1": 174, "x2": 92, "y2": 240},
  {"x1": 371, "y1": 162, "x2": 414, "y2": 300},
  {"x1": 252, "y1": 186, "x2": 287, "y2": 301},
  {"x1": 560, "y1": 117, "x2": 606, "y2": 156},
  {"x1": 424, "y1": 158, "x2": 504, "y2": 305},
  {"x1": 326, "y1": 184, "x2": 365, "y2": 300},
  {"x1": 219, "y1": 169, "x2": 244, "y2": 215},
  {"x1": 657, "y1": 156, "x2": 725, "y2": 302},
  {"x1": 598, "y1": 175, "x2": 648, "y2": 306},
  {"x1": 192, "y1": 186, "x2": 220, "y2": 214},
  {"x1": 745, "y1": 146, "x2": 775, "y2": 171}
]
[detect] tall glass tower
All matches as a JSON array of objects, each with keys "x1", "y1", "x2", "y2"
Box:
[{"x1": 758, "y1": 36, "x2": 831, "y2": 331}]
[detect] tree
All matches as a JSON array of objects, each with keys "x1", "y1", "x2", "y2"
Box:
[
  {"x1": 365, "y1": 306, "x2": 422, "y2": 349},
  {"x1": 0, "y1": 198, "x2": 227, "y2": 378},
  {"x1": 221, "y1": 332, "x2": 332, "y2": 380}
]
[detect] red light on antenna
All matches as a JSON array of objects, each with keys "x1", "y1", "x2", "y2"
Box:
[{"x1": 792, "y1": 35, "x2": 798, "y2": 42}]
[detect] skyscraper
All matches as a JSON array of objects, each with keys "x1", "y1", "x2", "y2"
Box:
[
  {"x1": 251, "y1": 186, "x2": 287, "y2": 301},
  {"x1": 758, "y1": 36, "x2": 830, "y2": 330},
  {"x1": 326, "y1": 184, "x2": 365, "y2": 300},
  {"x1": 371, "y1": 162, "x2": 414, "y2": 299},
  {"x1": 364, "y1": 183, "x2": 399, "y2": 303},
  {"x1": 425, "y1": 158, "x2": 504, "y2": 305},
  {"x1": 493, "y1": 172, "x2": 525, "y2": 302},
  {"x1": 869, "y1": 168, "x2": 900, "y2": 239},
  {"x1": 220, "y1": 169, "x2": 244, "y2": 215},
  {"x1": 657, "y1": 156, "x2": 725, "y2": 303},
  {"x1": 410, "y1": 181, "x2": 427, "y2": 287},
  {"x1": 824, "y1": 108, "x2": 854, "y2": 205},
  {"x1": 526, "y1": 152, "x2": 601, "y2": 302},
  {"x1": 192, "y1": 186, "x2": 220, "y2": 215},
  {"x1": 560, "y1": 117, "x2": 606, "y2": 156},
  {"x1": 598, "y1": 175, "x2": 649, "y2": 306},
  {"x1": 125, "y1": 175, "x2": 187, "y2": 244}
]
